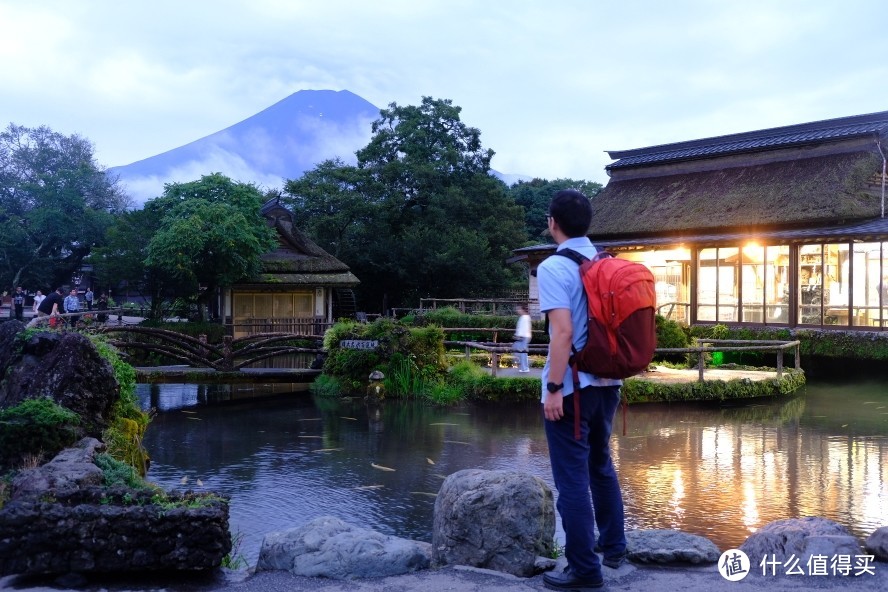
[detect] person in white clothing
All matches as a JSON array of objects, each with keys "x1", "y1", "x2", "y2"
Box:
[
  {"x1": 32, "y1": 290, "x2": 45, "y2": 314},
  {"x1": 513, "y1": 304, "x2": 532, "y2": 372}
]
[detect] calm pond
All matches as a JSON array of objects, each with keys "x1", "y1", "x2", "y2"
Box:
[{"x1": 138, "y1": 378, "x2": 888, "y2": 565}]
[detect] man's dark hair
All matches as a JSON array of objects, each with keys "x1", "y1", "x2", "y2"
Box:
[
  {"x1": 55, "y1": 287, "x2": 64, "y2": 294},
  {"x1": 549, "y1": 189, "x2": 592, "y2": 238}
]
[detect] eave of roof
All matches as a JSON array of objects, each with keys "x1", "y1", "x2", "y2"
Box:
[{"x1": 512, "y1": 216, "x2": 888, "y2": 256}]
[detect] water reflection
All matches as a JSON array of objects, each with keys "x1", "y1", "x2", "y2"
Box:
[{"x1": 138, "y1": 380, "x2": 888, "y2": 565}]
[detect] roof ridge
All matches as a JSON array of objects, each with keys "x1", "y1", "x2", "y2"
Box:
[{"x1": 607, "y1": 110, "x2": 888, "y2": 162}]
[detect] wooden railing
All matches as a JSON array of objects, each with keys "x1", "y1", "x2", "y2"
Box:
[
  {"x1": 230, "y1": 317, "x2": 331, "y2": 337},
  {"x1": 655, "y1": 339, "x2": 801, "y2": 381},
  {"x1": 448, "y1": 338, "x2": 802, "y2": 381}
]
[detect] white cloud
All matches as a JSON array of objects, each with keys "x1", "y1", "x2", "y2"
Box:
[{"x1": 2, "y1": 0, "x2": 887, "y2": 185}]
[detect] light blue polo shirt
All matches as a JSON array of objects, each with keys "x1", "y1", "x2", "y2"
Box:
[{"x1": 538, "y1": 236, "x2": 622, "y2": 402}]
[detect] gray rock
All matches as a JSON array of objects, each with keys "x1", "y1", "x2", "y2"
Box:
[
  {"x1": 626, "y1": 529, "x2": 720, "y2": 564},
  {"x1": 740, "y1": 517, "x2": 862, "y2": 567},
  {"x1": 864, "y1": 526, "x2": 888, "y2": 561},
  {"x1": 11, "y1": 437, "x2": 105, "y2": 500},
  {"x1": 256, "y1": 516, "x2": 431, "y2": 579},
  {"x1": 432, "y1": 469, "x2": 555, "y2": 577}
]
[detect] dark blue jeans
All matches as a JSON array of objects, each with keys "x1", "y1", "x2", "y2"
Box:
[{"x1": 544, "y1": 385, "x2": 626, "y2": 578}]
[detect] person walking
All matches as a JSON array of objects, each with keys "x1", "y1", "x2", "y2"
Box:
[
  {"x1": 12, "y1": 286, "x2": 25, "y2": 321},
  {"x1": 32, "y1": 290, "x2": 45, "y2": 315},
  {"x1": 84, "y1": 287, "x2": 94, "y2": 311},
  {"x1": 513, "y1": 304, "x2": 532, "y2": 372},
  {"x1": 64, "y1": 288, "x2": 81, "y2": 326},
  {"x1": 538, "y1": 189, "x2": 627, "y2": 591}
]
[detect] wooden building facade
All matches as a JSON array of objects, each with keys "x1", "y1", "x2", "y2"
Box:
[
  {"x1": 515, "y1": 110, "x2": 888, "y2": 329},
  {"x1": 222, "y1": 198, "x2": 359, "y2": 337}
]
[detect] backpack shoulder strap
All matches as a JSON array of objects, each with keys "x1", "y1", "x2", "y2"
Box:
[{"x1": 552, "y1": 247, "x2": 587, "y2": 266}]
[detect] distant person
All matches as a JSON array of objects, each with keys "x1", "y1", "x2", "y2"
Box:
[
  {"x1": 37, "y1": 287, "x2": 65, "y2": 327},
  {"x1": 84, "y1": 287, "x2": 94, "y2": 311},
  {"x1": 64, "y1": 288, "x2": 81, "y2": 326},
  {"x1": 97, "y1": 292, "x2": 109, "y2": 323},
  {"x1": 32, "y1": 290, "x2": 45, "y2": 314},
  {"x1": 513, "y1": 304, "x2": 532, "y2": 372},
  {"x1": 12, "y1": 286, "x2": 25, "y2": 321},
  {"x1": 880, "y1": 275, "x2": 888, "y2": 304}
]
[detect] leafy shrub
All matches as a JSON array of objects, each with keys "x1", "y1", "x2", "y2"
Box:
[
  {"x1": 0, "y1": 398, "x2": 81, "y2": 471},
  {"x1": 89, "y1": 335, "x2": 151, "y2": 476},
  {"x1": 310, "y1": 374, "x2": 342, "y2": 398},
  {"x1": 94, "y1": 452, "x2": 151, "y2": 489},
  {"x1": 444, "y1": 360, "x2": 540, "y2": 403},
  {"x1": 322, "y1": 318, "x2": 446, "y2": 395},
  {"x1": 655, "y1": 314, "x2": 690, "y2": 364}
]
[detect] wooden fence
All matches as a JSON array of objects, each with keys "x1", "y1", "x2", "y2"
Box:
[{"x1": 448, "y1": 338, "x2": 802, "y2": 380}]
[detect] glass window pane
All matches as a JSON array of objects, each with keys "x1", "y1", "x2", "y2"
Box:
[
  {"x1": 233, "y1": 294, "x2": 252, "y2": 320},
  {"x1": 697, "y1": 248, "x2": 717, "y2": 321},
  {"x1": 294, "y1": 292, "x2": 313, "y2": 316},
  {"x1": 852, "y1": 242, "x2": 880, "y2": 327},
  {"x1": 717, "y1": 247, "x2": 738, "y2": 322},
  {"x1": 254, "y1": 294, "x2": 273, "y2": 318},
  {"x1": 274, "y1": 293, "x2": 295, "y2": 318},
  {"x1": 799, "y1": 245, "x2": 823, "y2": 325},
  {"x1": 824, "y1": 243, "x2": 849, "y2": 325},
  {"x1": 765, "y1": 245, "x2": 789, "y2": 323},
  {"x1": 741, "y1": 244, "x2": 765, "y2": 322}
]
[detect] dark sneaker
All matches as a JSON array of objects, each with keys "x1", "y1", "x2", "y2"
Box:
[
  {"x1": 602, "y1": 553, "x2": 627, "y2": 569},
  {"x1": 543, "y1": 567, "x2": 604, "y2": 591}
]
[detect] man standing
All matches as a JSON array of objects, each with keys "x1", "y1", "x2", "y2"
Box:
[
  {"x1": 64, "y1": 288, "x2": 81, "y2": 326},
  {"x1": 12, "y1": 286, "x2": 25, "y2": 321},
  {"x1": 538, "y1": 190, "x2": 626, "y2": 591},
  {"x1": 84, "y1": 287, "x2": 94, "y2": 311}
]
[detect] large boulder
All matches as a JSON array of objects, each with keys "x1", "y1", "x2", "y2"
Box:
[
  {"x1": 256, "y1": 516, "x2": 431, "y2": 579},
  {"x1": 432, "y1": 469, "x2": 555, "y2": 577},
  {"x1": 626, "y1": 529, "x2": 720, "y2": 564},
  {"x1": 740, "y1": 517, "x2": 862, "y2": 567},
  {"x1": 865, "y1": 526, "x2": 888, "y2": 562},
  {"x1": 0, "y1": 326, "x2": 119, "y2": 435}
]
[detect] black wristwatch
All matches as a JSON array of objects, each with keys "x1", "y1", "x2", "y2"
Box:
[{"x1": 546, "y1": 382, "x2": 564, "y2": 394}]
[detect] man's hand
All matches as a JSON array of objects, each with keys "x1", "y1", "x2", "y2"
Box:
[{"x1": 543, "y1": 391, "x2": 564, "y2": 421}]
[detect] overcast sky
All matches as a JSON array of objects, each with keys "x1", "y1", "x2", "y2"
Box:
[{"x1": 2, "y1": 0, "x2": 886, "y2": 188}]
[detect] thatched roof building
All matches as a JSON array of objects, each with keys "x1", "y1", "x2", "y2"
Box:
[
  {"x1": 516, "y1": 110, "x2": 888, "y2": 330},
  {"x1": 222, "y1": 198, "x2": 359, "y2": 336}
]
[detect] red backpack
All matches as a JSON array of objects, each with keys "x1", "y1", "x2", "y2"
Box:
[
  {"x1": 552, "y1": 248, "x2": 657, "y2": 437},
  {"x1": 554, "y1": 248, "x2": 657, "y2": 379}
]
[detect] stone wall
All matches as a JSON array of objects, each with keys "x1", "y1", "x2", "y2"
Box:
[
  {"x1": 0, "y1": 486, "x2": 231, "y2": 575},
  {"x1": 0, "y1": 439, "x2": 232, "y2": 576}
]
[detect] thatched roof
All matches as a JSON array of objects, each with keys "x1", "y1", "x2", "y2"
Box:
[
  {"x1": 589, "y1": 150, "x2": 884, "y2": 237},
  {"x1": 239, "y1": 199, "x2": 359, "y2": 287}
]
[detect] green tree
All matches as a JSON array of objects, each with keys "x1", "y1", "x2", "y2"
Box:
[
  {"x1": 144, "y1": 174, "x2": 277, "y2": 320},
  {"x1": 285, "y1": 97, "x2": 526, "y2": 311},
  {"x1": 0, "y1": 123, "x2": 129, "y2": 293},
  {"x1": 508, "y1": 178, "x2": 603, "y2": 240},
  {"x1": 282, "y1": 159, "x2": 374, "y2": 259},
  {"x1": 91, "y1": 205, "x2": 178, "y2": 319}
]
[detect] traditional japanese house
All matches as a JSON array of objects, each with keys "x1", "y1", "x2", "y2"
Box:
[
  {"x1": 222, "y1": 198, "x2": 360, "y2": 337},
  {"x1": 515, "y1": 110, "x2": 888, "y2": 329}
]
